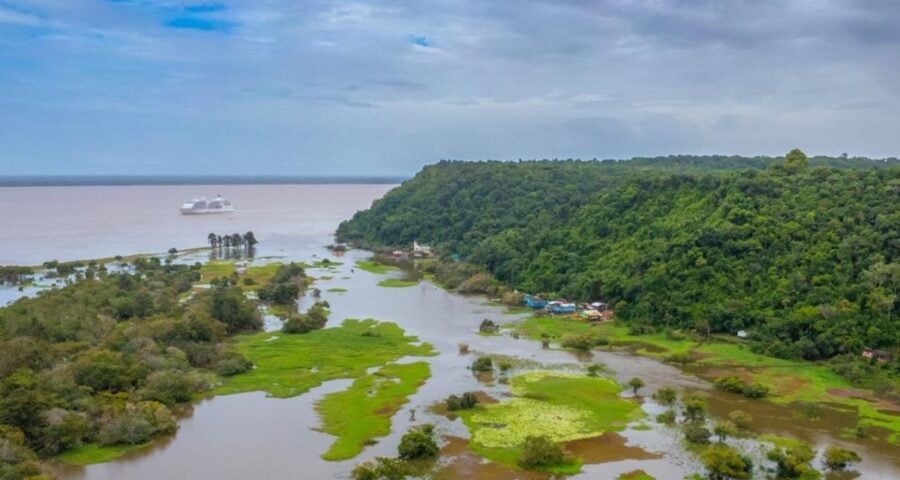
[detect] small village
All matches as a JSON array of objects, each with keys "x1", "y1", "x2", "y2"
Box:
[{"x1": 523, "y1": 294, "x2": 614, "y2": 321}]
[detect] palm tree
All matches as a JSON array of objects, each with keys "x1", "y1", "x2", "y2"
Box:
[
  {"x1": 243, "y1": 231, "x2": 258, "y2": 249},
  {"x1": 231, "y1": 233, "x2": 242, "y2": 248},
  {"x1": 208, "y1": 233, "x2": 218, "y2": 248},
  {"x1": 223, "y1": 235, "x2": 231, "y2": 248}
]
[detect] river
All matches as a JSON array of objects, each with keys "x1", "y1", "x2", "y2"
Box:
[{"x1": 1, "y1": 184, "x2": 897, "y2": 479}]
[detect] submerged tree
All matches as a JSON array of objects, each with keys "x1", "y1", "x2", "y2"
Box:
[
  {"x1": 823, "y1": 446, "x2": 861, "y2": 471},
  {"x1": 654, "y1": 387, "x2": 677, "y2": 406},
  {"x1": 627, "y1": 377, "x2": 645, "y2": 395},
  {"x1": 243, "y1": 231, "x2": 258, "y2": 249}
]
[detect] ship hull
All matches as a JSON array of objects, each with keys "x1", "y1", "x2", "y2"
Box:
[{"x1": 180, "y1": 207, "x2": 235, "y2": 215}]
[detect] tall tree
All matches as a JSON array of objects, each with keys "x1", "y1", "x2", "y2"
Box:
[{"x1": 784, "y1": 148, "x2": 809, "y2": 172}]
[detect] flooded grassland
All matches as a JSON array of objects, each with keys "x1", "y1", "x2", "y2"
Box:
[{"x1": 28, "y1": 250, "x2": 896, "y2": 480}]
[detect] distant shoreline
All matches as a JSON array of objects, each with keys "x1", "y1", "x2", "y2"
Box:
[{"x1": 0, "y1": 175, "x2": 406, "y2": 187}]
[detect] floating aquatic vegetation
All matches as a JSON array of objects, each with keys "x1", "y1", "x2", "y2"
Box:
[{"x1": 458, "y1": 370, "x2": 643, "y2": 471}]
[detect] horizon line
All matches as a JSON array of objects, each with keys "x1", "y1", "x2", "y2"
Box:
[{"x1": 0, "y1": 175, "x2": 408, "y2": 187}]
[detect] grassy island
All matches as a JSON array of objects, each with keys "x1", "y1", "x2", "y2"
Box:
[{"x1": 458, "y1": 371, "x2": 643, "y2": 474}]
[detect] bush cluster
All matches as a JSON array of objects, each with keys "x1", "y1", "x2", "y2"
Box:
[{"x1": 445, "y1": 392, "x2": 478, "y2": 411}]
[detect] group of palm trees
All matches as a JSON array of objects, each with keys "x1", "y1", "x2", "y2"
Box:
[{"x1": 208, "y1": 231, "x2": 259, "y2": 251}]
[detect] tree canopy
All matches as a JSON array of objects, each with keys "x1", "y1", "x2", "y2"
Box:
[{"x1": 338, "y1": 154, "x2": 899, "y2": 364}]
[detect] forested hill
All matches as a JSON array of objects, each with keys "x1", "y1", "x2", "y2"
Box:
[{"x1": 337, "y1": 153, "x2": 900, "y2": 360}]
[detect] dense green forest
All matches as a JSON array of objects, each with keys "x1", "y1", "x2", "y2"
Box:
[
  {"x1": 338, "y1": 153, "x2": 899, "y2": 364},
  {"x1": 0, "y1": 259, "x2": 261, "y2": 479}
]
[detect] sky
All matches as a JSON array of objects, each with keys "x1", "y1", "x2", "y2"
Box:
[{"x1": 0, "y1": 0, "x2": 898, "y2": 176}]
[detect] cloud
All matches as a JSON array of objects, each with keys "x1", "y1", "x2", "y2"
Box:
[
  {"x1": 1, "y1": 0, "x2": 899, "y2": 176},
  {"x1": 0, "y1": 4, "x2": 48, "y2": 27}
]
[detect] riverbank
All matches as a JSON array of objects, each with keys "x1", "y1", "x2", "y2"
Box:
[
  {"x1": 22, "y1": 252, "x2": 897, "y2": 479},
  {"x1": 510, "y1": 316, "x2": 900, "y2": 446}
]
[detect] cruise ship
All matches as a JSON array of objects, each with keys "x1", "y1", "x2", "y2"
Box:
[{"x1": 180, "y1": 195, "x2": 235, "y2": 215}]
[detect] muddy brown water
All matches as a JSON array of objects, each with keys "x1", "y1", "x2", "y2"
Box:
[
  {"x1": 1, "y1": 185, "x2": 897, "y2": 479},
  {"x1": 49, "y1": 250, "x2": 900, "y2": 479}
]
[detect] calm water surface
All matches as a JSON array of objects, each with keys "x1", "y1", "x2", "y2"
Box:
[
  {"x1": 0, "y1": 184, "x2": 393, "y2": 265},
  {"x1": 1, "y1": 185, "x2": 896, "y2": 479}
]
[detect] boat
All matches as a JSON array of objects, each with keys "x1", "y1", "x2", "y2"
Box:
[
  {"x1": 547, "y1": 301, "x2": 577, "y2": 314},
  {"x1": 180, "y1": 195, "x2": 235, "y2": 215},
  {"x1": 524, "y1": 294, "x2": 547, "y2": 308}
]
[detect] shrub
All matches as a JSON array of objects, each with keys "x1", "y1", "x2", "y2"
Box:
[
  {"x1": 39, "y1": 409, "x2": 90, "y2": 455},
  {"x1": 215, "y1": 356, "x2": 253, "y2": 376},
  {"x1": 714, "y1": 375, "x2": 747, "y2": 394},
  {"x1": 479, "y1": 319, "x2": 499, "y2": 334},
  {"x1": 96, "y1": 402, "x2": 175, "y2": 446},
  {"x1": 446, "y1": 392, "x2": 479, "y2": 411},
  {"x1": 628, "y1": 324, "x2": 656, "y2": 335},
  {"x1": 656, "y1": 410, "x2": 676, "y2": 425},
  {"x1": 586, "y1": 364, "x2": 605, "y2": 377},
  {"x1": 683, "y1": 395, "x2": 707, "y2": 423},
  {"x1": 73, "y1": 349, "x2": 141, "y2": 393},
  {"x1": 397, "y1": 424, "x2": 438, "y2": 460},
  {"x1": 454, "y1": 272, "x2": 495, "y2": 294},
  {"x1": 683, "y1": 424, "x2": 711, "y2": 444},
  {"x1": 139, "y1": 369, "x2": 208, "y2": 406},
  {"x1": 742, "y1": 383, "x2": 769, "y2": 399},
  {"x1": 282, "y1": 303, "x2": 330, "y2": 334},
  {"x1": 714, "y1": 375, "x2": 769, "y2": 399},
  {"x1": 823, "y1": 446, "x2": 861, "y2": 471},
  {"x1": 518, "y1": 435, "x2": 570, "y2": 469},
  {"x1": 767, "y1": 443, "x2": 819, "y2": 479},
  {"x1": 206, "y1": 285, "x2": 262, "y2": 333},
  {"x1": 98, "y1": 414, "x2": 154, "y2": 446},
  {"x1": 560, "y1": 332, "x2": 596, "y2": 351},
  {"x1": 713, "y1": 421, "x2": 737, "y2": 442},
  {"x1": 283, "y1": 314, "x2": 325, "y2": 334},
  {"x1": 667, "y1": 353, "x2": 695, "y2": 365},
  {"x1": 666, "y1": 329, "x2": 688, "y2": 340},
  {"x1": 351, "y1": 456, "x2": 409, "y2": 480},
  {"x1": 701, "y1": 443, "x2": 753, "y2": 480},
  {"x1": 258, "y1": 283, "x2": 300, "y2": 305},
  {"x1": 729, "y1": 410, "x2": 752, "y2": 430},
  {"x1": 795, "y1": 401, "x2": 823, "y2": 420},
  {"x1": 653, "y1": 387, "x2": 677, "y2": 406},
  {"x1": 471, "y1": 356, "x2": 493, "y2": 373}
]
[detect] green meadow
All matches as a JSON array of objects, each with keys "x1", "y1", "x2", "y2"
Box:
[
  {"x1": 377, "y1": 278, "x2": 418, "y2": 288},
  {"x1": 316, "y1": 361, "x2": 431, "y2": 460},
  {"x1": 57, "y1": 442, "x2": 151, "y2": 465},
  {"x1": 217, "y1": 319, "x2": 435, "y2": 398},
  {"x1": 355, "y1": 260, "x2": 399, "y2": 275}
]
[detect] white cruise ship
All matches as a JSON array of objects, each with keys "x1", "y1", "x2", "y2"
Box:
[{"x1": 180, "y1": 195, "x2": 235, "y2": 215}]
